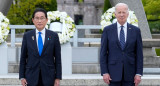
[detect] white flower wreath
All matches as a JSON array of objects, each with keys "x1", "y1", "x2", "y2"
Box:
[
  {"x1": 0, "y1": 12, "x2": 10, "y2": 45},
  {"x1": 100, "y1": 7, "x2": 138, "y2": 31},
  {"x1": 46, "y1": 11, "x2": 76, "y2": 44}
]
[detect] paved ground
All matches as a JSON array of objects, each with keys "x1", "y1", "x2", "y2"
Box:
[{"x1": 0, "y1": 73, "x2": 160, "y2": 86}]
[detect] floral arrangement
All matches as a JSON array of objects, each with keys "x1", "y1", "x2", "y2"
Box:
[
  {"x1": 100, "y1": 7, "x2": 138, "y2": 31},
  {"x1": 46, "y1": 11, "x2": 76, "y2": 44},
  {"x1": 0, "y1": 12, "x2": 10, "y2": 45}
]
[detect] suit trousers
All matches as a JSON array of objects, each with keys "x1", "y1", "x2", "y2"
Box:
[
  {"x1": 37, "y1": 70, "x2": 44, "y2": 86},
  {"x1": 109, "y1": 65, "x2": 135, "y2": 86}
]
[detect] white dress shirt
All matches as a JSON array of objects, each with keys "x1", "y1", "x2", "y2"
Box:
[
  {"x1": 117, "y1": 22, "x2": 127, "y2": 42},
  {"x1": 36, "y1": 28, "x2": 45, "y2": 51}
]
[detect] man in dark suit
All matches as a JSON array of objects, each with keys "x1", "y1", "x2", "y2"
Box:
[
  {"x1": 19, "y1": 8, "x2": 62, "y2": 86},
  {"x1": 100, "y1": 3, "x2": 143, "y2": 86}
]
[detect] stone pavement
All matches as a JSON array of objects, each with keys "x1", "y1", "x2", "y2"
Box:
[{"x1": 0, "y1": 74, "x2": 160, "y2": 86}]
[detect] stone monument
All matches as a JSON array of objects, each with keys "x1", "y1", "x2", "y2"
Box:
[{"x1": 0, "y1": 0, "x2": 13, "y2": 15}]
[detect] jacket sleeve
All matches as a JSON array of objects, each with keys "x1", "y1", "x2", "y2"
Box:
[
  {"x1": 136, "y1": 28, "x2": 143, "y2": 75},
  {"x1": 19, "y1": 33, "x2": 28, "y2": 79},
  {"x1": 100, "y1": 28, "x2": 109, "y2": 76},
  {"x1": 54, "y1": 33, "x2": 62, "y2": 79}
]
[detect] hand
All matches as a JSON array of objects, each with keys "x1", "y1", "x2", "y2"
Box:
[
  {"x1": 21, "y1": 79, "x2": 27, "y2": 86},
  {"x1": 103, "y1": 74, "x2": 112, "y2": 84},
  {"x1": 54, "y1": 79, "x2": 60, "y2": 86},
  {"x1": 134, "y1": 75, "x2": 141, "y2": 86}
]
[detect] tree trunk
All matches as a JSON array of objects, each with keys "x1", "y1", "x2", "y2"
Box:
[{"x1": 0, "y1": 0, "x2": 13, "y2": 16}]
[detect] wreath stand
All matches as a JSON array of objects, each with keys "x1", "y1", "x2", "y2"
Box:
[{"x1": 49, "y1": 22, "x2": 72, "y2": 75}]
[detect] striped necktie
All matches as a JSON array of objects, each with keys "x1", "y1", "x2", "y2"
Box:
[{"x1": 120, "y1": 26, "x2": 125, "y2": 50}]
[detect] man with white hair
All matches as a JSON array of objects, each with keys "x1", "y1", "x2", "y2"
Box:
[{"x1": 100, "y1": 3, "x2": 143, "y2": 86}]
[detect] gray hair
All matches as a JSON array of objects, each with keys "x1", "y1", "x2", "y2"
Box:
[{"x1": 115, "y1": 3, "x2": 129, "y2": 13}]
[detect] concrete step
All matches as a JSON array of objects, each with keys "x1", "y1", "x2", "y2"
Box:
[
  {"x1": 0, "y1": 74, "x2": 160, "y2": 86},
  {"x1": 8, "y1": 62, "x2": 160, "y2": 75},
  {"x1": 84, "y1": 42, "x2": 100, "y2": 47},
  {"x1": 85, "y1": 34, "x2": 101, "y2": 38},
  {"x1": 8, "y1": 63, "x2": 100, "y2": 74}
]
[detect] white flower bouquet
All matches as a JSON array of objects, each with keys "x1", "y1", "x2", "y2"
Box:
[
  {"x1": 46, "y1": 11, "x2": 76, "y2": 44},
  {"x1": 0, "y1": 12, "x2": 10, "y2": 45}
]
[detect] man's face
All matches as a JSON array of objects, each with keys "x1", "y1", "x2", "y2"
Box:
[
  {"x1": 115, "y1": 5, "x2": 129, "y2": 25},
  {"x1": 32, "y1": 12, "x2": 48, "y2": 31}
]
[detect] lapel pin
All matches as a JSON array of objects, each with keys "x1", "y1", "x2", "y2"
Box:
[
  {"x1": 48, "y1": 36, "x2": 51, "y2": 40},
  {"x1": 32, "y1": 36, "x2": 34, "y2": 40},
  {"x1": 129, "y1": 28, "x2": 132, "y2": 29}
]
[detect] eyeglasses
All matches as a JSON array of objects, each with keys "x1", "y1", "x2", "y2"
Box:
[{"x1": 34, "y1": 17, "x2": 46, "y2": 21}]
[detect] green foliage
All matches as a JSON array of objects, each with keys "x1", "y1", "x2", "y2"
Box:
[
  {"x1": 103, "y1": 0, "x2": 111, "y2": 13},
  {"x1": 7, "y1": 0, "x2": 57, "y2": 33},
  {"x1": 7, "y1": 0, "x2": 57, "y2": 25},
  {"x1": 148, "y1": 20, "x2": 160, "y2": 33},
  {"x1": 143, "y1": 0, "x2": 160, "y2": 15},
  {"x1": 78, "y1": 0, "x2": 84, "y2": 3},
  {"x1": 142, "y1": 0, "x2": 160, "y2": 20},
  {"x1": 156, "y1": 48, "x2": 160, "y2": 56},
  {"x1": 142, "y1": 0, "x2": 160, "y2": 33}
]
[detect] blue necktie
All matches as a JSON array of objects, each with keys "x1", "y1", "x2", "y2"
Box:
[
  {"x1": 38, "y1": 32, "x2": 43, "y2": 56},
  {"x1": 120, "y1": 26, "x2": 125, "y2": 50}
]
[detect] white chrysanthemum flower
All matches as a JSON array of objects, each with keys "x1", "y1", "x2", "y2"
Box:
[{"x1": 0, "y1": 12, "x2": 10, "y2": 44}]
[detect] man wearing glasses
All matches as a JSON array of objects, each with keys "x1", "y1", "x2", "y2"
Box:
[{"x1": 19, "y1": 8, "x2": 62, "y2": 86}]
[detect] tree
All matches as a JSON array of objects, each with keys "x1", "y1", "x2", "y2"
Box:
[
  {"x1": 103, "y1": 0, "x2": 111, "y2": 13},
  {"x1": 7, "y1": 0, "x2": 57, "y2": 25},
  {"x1": 142, "y1": 0, "x2": 160, "y2": 20},
  {"x1": 142, "y1": 0, "x2": 160, "y2": 33},
  {"x1": 7, "y1": 0, "x2": 57, "y2": 33}
]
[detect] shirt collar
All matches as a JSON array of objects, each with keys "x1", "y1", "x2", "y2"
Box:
[
  {"x1": 117, "y1": 22, "x2": 127, "y2": 28},
  {"x1": 36, "y1": 28, "x2": 45, "y2": 34}
]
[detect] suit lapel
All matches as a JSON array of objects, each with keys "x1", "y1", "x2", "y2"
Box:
[
  {"x1": 41, "y1": 29, "x2": 50, "y2": 55},
  {"x1": 31, "y1": 29, "x2": 39, "y2": 55},
  {"x1": 114, "y1": 23, "x2": 121, "y2": 50},
  {"x1": 124, "y1": 23, "x2": 131, "y2": 50}
]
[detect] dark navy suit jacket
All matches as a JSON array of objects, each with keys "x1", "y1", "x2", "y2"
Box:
[
  {"x1": 100, "y1": 23, "x2": 143, "y2": 82},
  {"x1": 19, "y1": 29, "x2": 62, "y2": 85}
]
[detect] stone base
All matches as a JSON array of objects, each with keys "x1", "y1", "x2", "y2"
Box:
[
  {"x1": 61, "y1": 42, "x2": 72, "y2": 75},
  {"x1": 143, "y1": 56, "x2": 160, "y2": 67},
  {"x1": 8, "y1": 62, "x2": 160, "y2": 75}
]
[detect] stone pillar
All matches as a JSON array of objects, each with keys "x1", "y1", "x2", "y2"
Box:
[
  {"x1": 61, "y1": 42, "x2": 72, "y2": 75},
  {"x1": 109, "y1": 0, "x2": 152, "y2": 39},
  {"x1": 0, "y1": 0, "x2": 13, "y2": 15},
  {"x1": 0, "y1": 42, "x2": 8, "y2": 74}
]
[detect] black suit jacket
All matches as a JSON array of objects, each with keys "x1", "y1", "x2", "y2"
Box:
[{"x1": 19, "y1": 29, "x2": 62, "y2": 85}]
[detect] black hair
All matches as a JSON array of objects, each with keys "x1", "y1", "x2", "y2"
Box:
[{"x1": 32, "y1": 8, "x2": 47, "y2": 18}]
